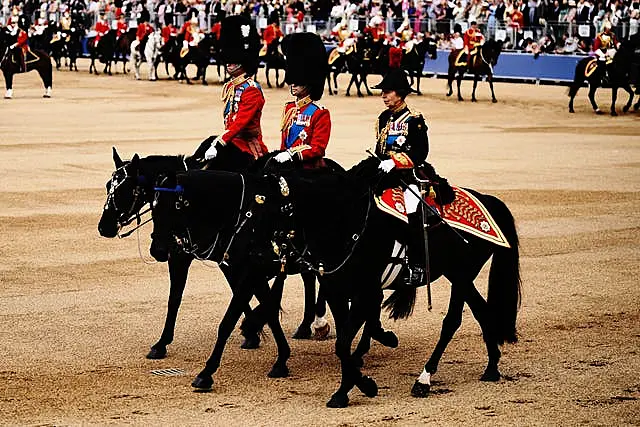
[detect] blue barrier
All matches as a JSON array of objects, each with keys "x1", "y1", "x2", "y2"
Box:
[
  {"x1": 79, "y1": 37, "x2": 583, "y2": 83},
  {"x1": 423, "y1": 50, "x2": 583, "y2": 82}
]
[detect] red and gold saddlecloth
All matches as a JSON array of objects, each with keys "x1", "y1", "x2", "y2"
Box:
[{"x1": 375, "y1": 186, "x2": 510, "y2": 248}]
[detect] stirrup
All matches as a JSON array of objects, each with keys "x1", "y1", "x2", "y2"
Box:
[{"x1": 404, "y1": 266, "x2": 425, "y2": 287}]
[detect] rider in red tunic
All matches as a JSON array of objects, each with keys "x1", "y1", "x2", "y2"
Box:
[
  {"x1": 276, "y1": 32, "x2": 330, "y2": 169},
  {"x1": 94, "y1": 15, "x2": 110, "y2": 47},
  {"x1": 262, "y1": 12, "x2": 283, "y2": 46},
  {"x1": 133, "y1": 13, "x2": 154, "y2": 52},
  {"x1": 116, "y1": 13, "x2": 128, "y2": 39},
  {"x1": 204, "y1": 16, "x2": 266, "y2": 167},
  {"x1": 462, "y1": 21, "x2": 485, "y2": 67},
  {"x1": 210, "y1": 11, "x2": 225, "y2": 41},
  {"x1": 8, "y1": 14, "x2": 28, "y2": 72},
  {"x1": 161, "y1": 23, "x2": 177, "y2": 44}
]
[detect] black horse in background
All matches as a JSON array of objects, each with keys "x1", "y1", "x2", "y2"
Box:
[
  {"x1": 447, "y1": 39, "x2": 503, "y2": 102},
  {"x1": 174, "y1": 33, "x2": 217, "y2": 85},
  {"x1": 114, "y1": 28, "x2": 137, "y2": 74},
  {"x1": 1, "y1": 28, "x2": 53, "y2": 99},
  {"x1": 160, "y1": 35, "x2": 181, "y2": 79},
  {"x1": 568, "y1": 33, "x2": 640, "y2": 116},
  {"x1": 258, "y1": 37, "x2": 286, "y2": 88},
  {"x1": 87, "y1": 30, "x2": 116, "y2": 75},
  {"x1": 402, "y1": 36, "x2": 438, "y2": 95},
  {"x1": 151, "y1": 158, "x2": 521, "y2": 408}
]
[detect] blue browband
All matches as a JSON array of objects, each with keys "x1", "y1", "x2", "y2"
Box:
[{"x1": 154, "y1": 185, "x2": 184, "y2": 193}]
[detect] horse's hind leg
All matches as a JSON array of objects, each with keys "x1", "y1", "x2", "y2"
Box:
[
  {"x1": 589, "y1": 83, "x2": 601, "y2": 114},
  {"x1": 622, "y1": 83, "x2": 634, "y2": 113},
  {"x1": 327, "y1": 74, "x2": 334, "y2": 95},
  {"x1": 456, "y1": 71, "x2": 464, "y2": 101},
  {"x1": 266, "y1": 66, "x2": 272, "y2": 88},
  {"x1": 447, "y1": 69, "x2": 454, "y2": 97},
  {"x1": 36, "y1": 62, "x2": 53, "y2": 98},
  {"x1": 363, "y1": 74, "x2": 373, "y2": 96},
  {"x1": 464, "y1": 284, "x2": 501, "y2": 382},
  {"x1": 471, "y1": 74, "x2": 479, "y2": 102},
  {"x1": 413, "y1": 282, "x2": 466, "y2": 397}
]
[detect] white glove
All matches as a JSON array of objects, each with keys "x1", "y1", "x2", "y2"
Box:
[
  {"x1": 274, "y1": 151, "x2": 293, "y2": 163},
  {"x1": 378, "y1": 159, "x2": 396, "y2": 173},
  {"x1": 10, "y1": 43, "x2": 17, "y2": 49}
]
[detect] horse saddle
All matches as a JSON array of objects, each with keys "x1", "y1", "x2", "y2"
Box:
[
  {"x1": 454, "y1": 50, "x2": 467, "y2": 67},
  {"x1": 584, "y1": 58, "x2": 598, "y2": 78}
]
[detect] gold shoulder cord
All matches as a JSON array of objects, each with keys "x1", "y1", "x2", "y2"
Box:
[
  {"x1": 377, "y1": 116, "x2": 392, "y2": 155},
  {"x1": 280, "y1": 105, "x2": 297, "y2": 132}
]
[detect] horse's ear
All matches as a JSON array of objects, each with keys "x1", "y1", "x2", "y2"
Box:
[
  {"x1": 113, "y1": 147, "x2": 123, "y2": 168},
  {"x1": 132, "y1": 154, "x2": 140, "y2": 167}
]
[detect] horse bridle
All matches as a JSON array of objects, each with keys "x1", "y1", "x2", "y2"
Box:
[{"x1": 104, "y1": 164, "x2": 152, "y2": 237}]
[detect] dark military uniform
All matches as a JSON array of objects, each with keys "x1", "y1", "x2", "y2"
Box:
[{"x1": 372, "y1": 69, "x2": 430, "y2": 287}]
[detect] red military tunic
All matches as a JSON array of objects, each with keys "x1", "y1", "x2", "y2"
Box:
[
  {"x1": 180, "y1": 22, "x2": 198, "y2": 43},
  {"x1": 116, "y1": 20, "x2": 128, "y2": 38},
  {"x1": 16, "y1": 29, "x2": 28, "y2": 54},
  {"x1": 137, "y1": 22, "x2": 154, "y2": 41},
  {"x1": 262, "y1": 23, "x2": 283, "y2": 45},
  {"x1": 280, "y1": 96, "x2": 331, "y2": 168},
  {"x1": 219, "y1": 75, "x2": 268, "y2": 159},
  {"x1": 593, "y1": 31, "x2": 618, "y2": 51},
  {"x1": 463, "y1": 28, "x2": 484, "y2": 51},
  {"x1": 364, "y1": 25, "x2": 385, "y2": 42},
  {"x1": 211, "y1": 22, "x2": 221, "y2": 41},
  {"x1": 161, "y1": 24, "x2": 177, "y2": 44},
  {"x1": 95, "y1": 20, "x2": 110, "y2": 42}
]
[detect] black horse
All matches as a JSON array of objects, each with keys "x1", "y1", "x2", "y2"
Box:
[
  {"x1": 87, "y1": 30, "x2": 116, "y2": 75},
  {"x1": 447, "y1": 39, "x2": 503, "y2": 103},
  {"x1": 98, "y1": 146, "x2": 327, "y2": 358},
  {"x1": 258, "y1": 37, "x2": 286, "y2": 88},
  {"x1": 174, "y1": 33, "x2": 216, "y2": 85},
  {"x1": 114, "y1": 28, "x2": 137, "y2": 74},
  {"x1": 401, "y1": 36, "x2": 438, "y2": 95},
  {"x1": 0, "y1": 28, "x2": 53, "y2": 99},
  {"x1": 568, "y1": 33, "x2": 640, "y2": 116},
  {"x1": 151, "y1": 158, "x2": 521, "y2": 407}
]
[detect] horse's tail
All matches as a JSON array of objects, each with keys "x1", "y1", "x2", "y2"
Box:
[
  {"x1": 568, "y1": 58, "x2": 587, "y2": 98},
  {"x1": 487, "y1": 198, "x2": 522, "y2": 345},
  {"x1": 382, "y1": 286, "x2": 417, "y2": 320}
]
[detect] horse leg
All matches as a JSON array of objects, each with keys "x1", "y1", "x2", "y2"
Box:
[
  {"x1": 201, "y1": 63, "x2": 208, "y2": 85},
  {"x1": 488, "y1": 74, "x2": 497, "y2": 103},
  {"x1": 36, "y1": 61, "x2": 53, "y2": 98},
  {"x1": 447, "y1": 68, "x2": 454, "y2": 97},
  {"x1": 610, "y1": 85, "x2": 619, "y2": 116},
  {"x1": 325, "y1": 294, "x2": 373, "y2": 408},
  {"x1": 134, "y1": 55, "x2": 141, "y2": 80},
  {"x1": 334, "y1": 72, "x2": 339, "y2": 93},
  {"x1": 622, "y1": 83, "x2": 634, "y2": 113},
  {"x1": 471, "y1": 74, "x2": 479, "y2": 102},
  {"x1": 464, "y1": 284, "x2": 502, "y2": 382},
  {"x1": 413, "y1": 283, "x2": 465, "y2": 397},
  {"x1": 292, "y1": 272, "x2": 317, "y2": 339},
  {"x1": 3, "y1": 69, "x2": 13, "y2": 99},
  {"x1": 263, "y1": 273, "x2": 291, "y2": 378},
  {"x1": 588, "y1": 83, "x2": 602, "y2": 114},
  {"x1": 345, "y1": 73, "x2": 356, "y2": 97},
  {"x1": 416, "y1": 73, "x2": 422, "y2": 96},
  {"x1": 568, "y1": 82, "x2": 580, "y2": 113},
  {"x1": 146, "y1": 254, "x2": 193, "y2": 359},
  {"x1": 457, "y1": 71, "x2": 464, "y2": 101},
  {"x1": 363, "y1": 74, "x2": 373, "y2": 96},
  {"x1": 327, "y1": 74, "x2": 334, "y2": 95}
]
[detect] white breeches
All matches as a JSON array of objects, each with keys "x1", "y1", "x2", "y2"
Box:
[{"x1": 404, "y1": 184, "x2": 420, "y2": 215}]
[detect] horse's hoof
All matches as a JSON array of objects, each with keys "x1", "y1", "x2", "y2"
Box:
[
  {"x1": 623, "y1": 105, "x2": 630, "y2": 113},
  {"x1": 417, "y1": 91, "x2": 423, "y2": 96},
  {"x1": 492, "y1": 98, "x2": 498, "y2": 103},
  {"x1": 267, "y1": 364, "x2": 289, "y2": 378},
  {"x1": 202, "y1": 81, "x2": 208, "y2": 86},
  {"x1": 191, "y1": 375, "x2": 213, "y2": 391},
  {"x1": 373, "y1": 330, "x2": 398, "y2": 348},
  {"x1": 480, "y1": 368, "x2": 501, "y2": 382},
  {"x1": 356, "y1": 375, "x2": 378, "y2": 397},
  {"x1": 458, "y1": 97, "x2": 464, "y2": 102},
  {"x1": 326, "y1": 392, "x2": 349, "y2": 408},
  {"x1": 569, "y1": 108, "x2": 575, "y2": 113},
  {"x1": 367, "y1": 92, "x2": 373, "y2": 96},
  {"x1": 146, "y1": 346, "x2": 167, "y2": 359},
  {"x1": 471, "y1": 98, "x2": 478, "y2": 103},
  {"x1": 357, "y1": 93, "x2": 364, "y2": 98},
  {"x1": 240, "y1": 334, "x2": 260, "y2": 350},
  {"x1": 345, "y1": 93, "x2": 351, "y2": 97},
  {"x1": 43, "y1": 94, "x2": 51, "y2": 99},
  {"x1": 312, "y1": 323, "x2": 331, "y2": 340},
  {"x1": 611, "y1": 110, "x2": 618, "y2": 117},
  {"x1": 411, "y1": 380, "x2": 430, "y2": 398},
  {"x1": 446, "y1": 92, "x2": 452, "y2": 97},
  {"x1": 292, "y1": 326, "x2": 312, "y2": 340},
  {"x1": 595, "y1": 109, "x2": 604, "y2": 115}
]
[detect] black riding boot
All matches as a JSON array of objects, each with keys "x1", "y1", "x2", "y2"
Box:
[{"x1": 405, "y1": 211, "x2": 426, "y2": 287}]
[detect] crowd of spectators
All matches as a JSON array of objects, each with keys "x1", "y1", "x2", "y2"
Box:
[{"x1": 3, "y1": 0, "x2": 638, "y2": 53}]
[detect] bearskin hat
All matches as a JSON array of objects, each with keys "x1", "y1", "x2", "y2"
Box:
[
  {"x1": 219, "y1": 15, "x2": 261, "y2": 75},
  {"x1": 268, "y1": 10, "x2": 280, "y2": 25},
  {"x1": 283, "y1": 32, "x2": 328, "y2": 101},
  {"x1": 138, "y1": 8, "x2": 150, "y2": 23}
]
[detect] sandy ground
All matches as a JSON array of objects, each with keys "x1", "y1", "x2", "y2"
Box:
[{"x1": 1, "y1": 60, "x2": 639, "y2": 426}]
